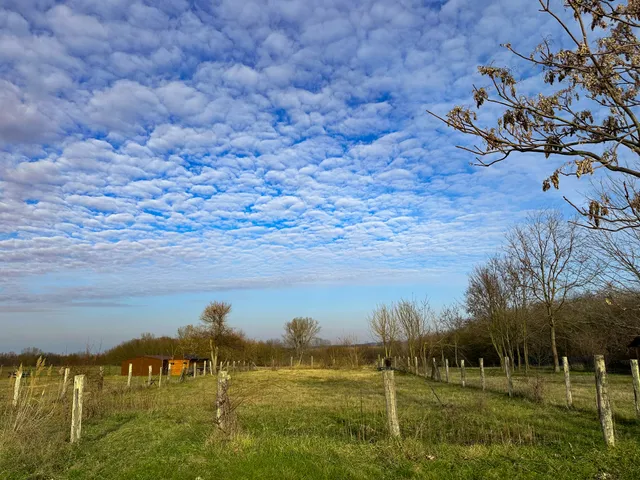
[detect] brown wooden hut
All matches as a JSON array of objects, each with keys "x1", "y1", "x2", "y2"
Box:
[
  {"x1": 121, "y1": 355, "x2": 171, "y2": 376},
  {"x1": 121, "y1": 355, "x2": 209, "y2": 376}
]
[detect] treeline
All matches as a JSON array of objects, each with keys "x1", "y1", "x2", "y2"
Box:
[
  {"x1": 3, "y1": 211, "x2": 639, "y2": 371},
  {"x1": 366, "y1": 210, "x2": 640, "y2": 373}
]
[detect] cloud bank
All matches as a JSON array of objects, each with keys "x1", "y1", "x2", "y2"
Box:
[{"x1": 0, "y1": 0, "x2": 572, "y2": 312}]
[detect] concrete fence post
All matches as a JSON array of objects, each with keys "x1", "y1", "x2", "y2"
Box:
[
  {"x1": 382, "y1": 369, "x2": 400, "y2": 438},
  {"x1": 460, "y1": 360, "x2": 466, "y2": 387},
  {"x1": 479, "y1": 358, "x2": 485, "y2": 391},
  {"x1": 59, "y1": 367, "x2": 70, "y2": 399},
  {"x1": 127, "y1": 363, "x2": 133, "y2": 388},
  {"x1": 445, "y1": 359, "x2": 450, "y2": 383},
  {"x1": 594, "y1": 355, "x2": 615, "y2": 447},
  {"x1": 12, "y1": 368, "x2": 23, "y2": 407},
  {"x1": 70, "y1": 374, "x2": 85, "y2": 443},
  {"x1": 311, "y1": 356, "x2": 314, "y2": 368},
  {"x1": 505, "y1": 357, "x2": 513, "y2": 398},
  {"x1": 631, "y1": 359, "x2": 640, "y2": 418},
  {"x1": 414, "y1": 356, "x2": 418, "y2": 376},
  {"x1": 158, "y1": 366, "x2": 162, "y2": 387},
  {"x1": 148, "y1": 365, "x2": 152, "y2": 386},
  {"x1": 563, "y1": 356, "x2": 573, "y2": 408},
  {"x1": 193, "y1": 362, "x2": 197, "y2": 378},
  {"x1": 290, "y1": 357, "x2": 293, "y2": 368}
]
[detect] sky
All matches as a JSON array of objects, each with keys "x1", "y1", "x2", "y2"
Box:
[{"x1": 0, "y1": 0, "x2": 587, "y2": 353}]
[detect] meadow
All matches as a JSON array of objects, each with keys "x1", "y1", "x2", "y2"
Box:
[{"x1": 1, "y1": 363, "x2": 640, "y2": 479}]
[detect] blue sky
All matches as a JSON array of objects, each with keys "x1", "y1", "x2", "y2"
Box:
[{"x1": 0, "y1": 0, "x2": 587, "y2": 353}]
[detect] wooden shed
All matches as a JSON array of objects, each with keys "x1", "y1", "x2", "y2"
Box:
[
  {"x1": 121, "y1": 355, "x2": 210, "y2": 376},
  {"x1": 121, "y1": 355, "x2": 170, "y2": 376}
]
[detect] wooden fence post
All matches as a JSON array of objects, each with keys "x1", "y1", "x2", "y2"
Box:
[
  {"x1": 505, "y1": 357, "x2": 513, "y2": 398},
  {"x1": 631, "y1": 359, "x2": 640, "y2": 418},
  {"x1": 193, "y1": 362, "x2": 197, "y2": 378},
  {"x1": 70, "y1": 374, "x2": 85, "y2": 443},
  {"x1": 479, "y1": 358, "x2": 485, "y2": 391},
  {"x1": 382, "y1": 369, "x2": 400, "y2": 438},
  {"x1": 60, "y1": 367, "x2": 70, "y2": 399},
  {"x1": 12, "y1": 367, "x2": 22, "y2": 407},
  {"x1": 148, "y1": 365, "x2": 152, "y2": 386},
  {"x1": 414, "y1": 356, "x2": 418, "y2": 376},
  {"x1": 158, "y1": 366, "x2": 162, "y2": 387},
  {"x1": 594, "y1": 355, "x2": 615, "y2": 447},
  {"x1": 460, "y1": 360, "x2": 466, "y2": 387},
  {"x1": 127, "y1": 363, "x2": 132, "y2": 388},
  {"x1": 290, "y1": 357, "x2": 293, "y2": 368},
  {"x1": 215, "y1": 370, "x2": 231, "y2": 430},
  {"x1": 311, "y1": 356, "x2": 314, "y2": 368},
  {"x1": 445, "y1": 359, "x2": 450, "y2": 383},
  {"x1": 432, "y1": 358, "x2": 441, "y2": 381},
  {"x1": 563, "y1": 356, "x2": 573, "y2": 408},
  {"x1": 98, "y1": 366, "x2": 104, "y2": 391},
  {"x1": 393, "y1": 357, "x2": 397, "y2": 369}
]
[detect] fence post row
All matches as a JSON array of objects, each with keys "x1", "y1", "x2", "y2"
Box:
[
  {"x1": 382, "y1": 369, "x2": 401, "y2": 438},
  {"x1": 505, "y1": 357, "x2": 513, "y2": 398},
  {"x1": 70, "y1": 374, "x2": 85, "y2": 443},
  {"x1": 594, "y1": 355, "x2": 615, "y2": 447},
  {"x1": 562, "y1": 356, "x2": 573, "y2": 408}
]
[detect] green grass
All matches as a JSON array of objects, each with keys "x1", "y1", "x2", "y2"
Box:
[{"x1": 1, "y1": 366, "x2": 639, "y2": 479}]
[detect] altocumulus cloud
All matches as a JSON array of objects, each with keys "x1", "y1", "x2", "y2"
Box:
[{"x1": 0, "y1": 0, "x2": 573, "y2": 311}]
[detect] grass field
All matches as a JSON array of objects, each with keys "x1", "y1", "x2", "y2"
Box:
[{"x1": 1, "y1": 365, "x2": 640, "y2": 479}]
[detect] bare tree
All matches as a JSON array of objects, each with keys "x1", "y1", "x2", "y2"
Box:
[
  {"x1": 466, "y1": 256, "x2": 515, "y2": 368},
  {"x1": 395, "y1": 298, "x2": 433, "y2": 370},
  {"x1": 503, "y1": 256, "x2": 533, "y2": 372},
  {"x1": 440, "y1": 303, "x2": 466, "y2": 368},
  {"x1": 430, "y1": 0, "x2": 640, "y2": 229},
  {"x1": 283, "y1": 317, "x2": 321, "y2": 365},
  {"x1": 200, "y1": 301, "x2": 233, "y2": 374},
  {"x1": 368, "y1": 303, "x2": 400, "y2": 357},
  {"x1": 508, "y1": 211, "x2": 590, "y2": 372},
  {"x1": 200, "y1": 301, "x2": 233, "y2": 340}
]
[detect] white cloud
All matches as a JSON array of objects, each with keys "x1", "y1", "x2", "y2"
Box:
[{"x1": 0, "y1": 0, "x2": 580, "y2": 316}]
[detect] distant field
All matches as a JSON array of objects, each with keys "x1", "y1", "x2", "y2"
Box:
[{"x1": 1, "y1": 365, "x2": 640, "y2": 479}]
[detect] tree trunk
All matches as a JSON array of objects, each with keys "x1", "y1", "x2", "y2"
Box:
[
  {"x1": 550, "y1": 315, "x2": 560, "y2": 373},
  {"x1": 523, "y1": 319, "x2": 530, "y2": 373},
  {"x1": 454, "y1": 341, "x2": 459, "y2": 368}
]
